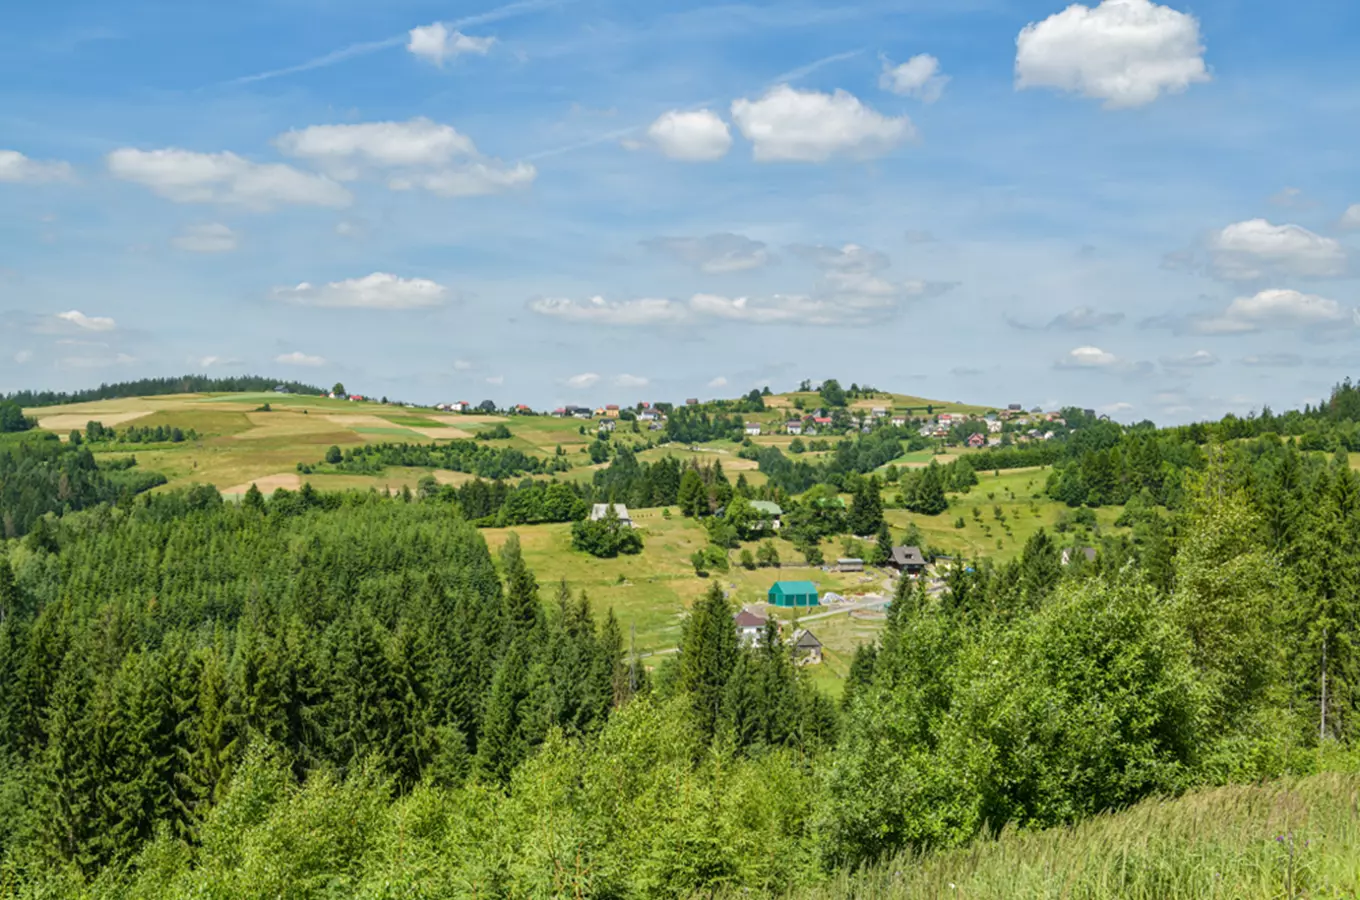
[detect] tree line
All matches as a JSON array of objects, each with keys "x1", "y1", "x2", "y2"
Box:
[{"x1": 2, "y1": 375, "x2": 325, "y2": 408}]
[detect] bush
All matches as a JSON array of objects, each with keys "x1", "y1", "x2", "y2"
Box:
[
  {"x1": 570, "y1": 510, "x2": 643, "y2": 558},
  {"x1": 756, "y1": 540, "x2": 781, "y2": 568},
  {"x1": 740, "y1": 548, "x2": 756, "y2": 570},
  {"x1": 325, "y1": 445, "x2": 343, "y2": 464}
]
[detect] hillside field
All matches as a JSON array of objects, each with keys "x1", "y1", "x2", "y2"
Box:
[{"x1": 23, "y1": 391, "x2": 1121, "y2": 678}]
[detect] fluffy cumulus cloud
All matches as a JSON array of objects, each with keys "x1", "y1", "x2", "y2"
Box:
[
  {"x1": 1057, "y1": 345, "x2": 1121, "y2": 368},
  {"x1": 276, "y1": 118, "x2": 534, "y2": 197},
  {"x1": 730, "y1": 85, "x2": 913, "y2": 162},
  {"x1": 614, "y1": 374, "x2": 650, "y2": 388},
  {"x1": 107, "y1": 148, "x2": 350, "y2": 209},
  {"x1": 1161, "y1": 349, "x2": 1219, "y2": 368},
  {"x1": 565, "y1": 372, "x2": 601, "y2": 389},
  {"x1": 642, "y1": 233, "x2": 770, "y2": 273},
  {"x1": 273, "y1": 273, "x2": 450, "y2": 309},
  {"x1": 1210, "y1": 219, "x2": 1346, "y2": 280},
  {"x1": 1195, "y1": 288, "x2": 1357, "y2": 334},
  {"x1": 879, "y1": 54, "x2": 948, "y2": 102},
  {"x1": 276, "y1": 351, "x2": 326, "y2": 367},
  {"x1": 172, "y1": 223, "x2": 238, "y2": 253},
  {"x1": 643, "y1": 110, "x2": 732, "y2": 162},
  {"x1": 56, "y1": 310, "x2": 116, "y2": 331},
  {"x1": 1342, "y1": 205, "x2": 1360, "y2": 230},
  {"x1": 407, "y1": 23, "x2": 495, "y2": 66},
  {"x1": 708, "y1": 376, "x2": 728, "y2": 388},
  {"x1": 1015, "y1": 0, "x2": 1210, "y2": 109},
  {"x1": 0, "y1": 150, "x2": 74, "y2": 183}
]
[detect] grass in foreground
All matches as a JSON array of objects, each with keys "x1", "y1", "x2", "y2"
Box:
[{"x1": 779, "y1": 770, "x2": 1360, "y2": 900}]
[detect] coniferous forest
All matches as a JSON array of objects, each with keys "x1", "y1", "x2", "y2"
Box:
[{"x1": 3, "y1": 386, "x2": 1360, "y2": 897}]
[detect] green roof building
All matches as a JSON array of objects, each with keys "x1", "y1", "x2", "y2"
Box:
[{"x1": 768, "y1": 580, "x2": 820, "y2": 608}]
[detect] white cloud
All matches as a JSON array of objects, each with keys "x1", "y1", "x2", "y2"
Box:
[
  {"x1": 0, "y1": 150, "x2": 74, "y2": 184},
  {"x1": 1195, "y1": 288, "x2": 1356, "y2": 334},
  {"x1": 789, "y1": 242, "x2": 890, "y2": 273},
  {"x1": 407, "y1": 23, "x2": 495, "y2": 66},
  {"x1": 485, "y1": 375, "x2": 504, "y2": 386},
  {"x1": 199, "y1": 355, "x2": 225, "y2": 367},
  {"x1": 387, "y1": 162, "x2": 536, "y2": 197},
  {"x1": 643, "y1": 110, "x2": 732, "y2": 162},
  {"x1": 276, "y1": 119, "x2": 535, "y2": 197},
  {"x1": 1160, "y1": 349, "x2": 1218, "y2": 368},
  {"x1": 173, "y1": 223, "x2": 238, "y2": 253},
  {"x1": 1210, "y1": 219, "x2": 1346, "y2": 280},
  {"x1": 708, "y1": 376, "x2": 728, "y2": 388},
  {"x1": 335, "y1": 220, "x2": 362, "y2": 238},
  {"x1": 614, "y1": 374, "x2": 650, "y2": 388},
  {"x1": 879, "y1": 54, "x2": 948, "y2": 102},
  {"x1": 1340, "y1": 204, "x2": 1360, "y2": 230},
  {"x1": 1057, "y1": 345, "x2": 1120, "y2": 368},
  {"x1": 528, "y1": 296, "x2": 688, "y2": 326},
  {"x1": 730, "y1": 85, "x2": 913, "y2": 162},
  {"x1": 276, "y1": 119, "x2": 476, "y2": 174},
  {"x1": 57, "y1": 310, "x2": 116, "y2": 331},
  {"x1": 273, "y1": 273, "x2": 450, "y2": 310},
  {"x1": 565, "y1": 372, "x2": 600, "y2": 389},
  {"x1": 13, "y1": 350, "x2": 32, "y2": 364},
  {"x1": 531, "y1": 275, "x2": 943, "y2": 328},
  {"x1": 276, "y1": 351, "x2": 327, "y2": 367},
  {"x1": 1015, "y1": 0, "x2": 1210, "y2": 109},
  {"x1": 108, "y1": 148, "x2": 350, "y2": 209},
  {"x1": 642, "y1": 234, "x2": 770, "y2": 273},
  {"x1": 1047, "y1": 306, "x2": 1125, "y2": 330},
  {"x1": 1240, "y1": 353, "x2": 1303, "y2": 367},
  {"x1": 1100, "y1": 401, "x2": 1135, "y2": 414},
  {"x1": 453, "y1": 359, "x2": 474, "y2": 371}
]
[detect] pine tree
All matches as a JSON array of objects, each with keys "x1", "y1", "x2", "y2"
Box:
[
  {"x1": 679, "y1": 583, "x2": 739, "y2": 742},
  {"x1": 499, "y1": 533, "x2": 541, "y2": 646},
  {"x1": 474, "y1": 642, "x2": 531, "y2": 785},
  {"x1": 678, "y1": 468, "x2": 707, "y2": 518}
]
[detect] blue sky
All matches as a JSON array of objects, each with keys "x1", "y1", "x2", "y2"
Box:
[{"x1": 2, "y1": 0, "x2": 1359, "y2": 421}]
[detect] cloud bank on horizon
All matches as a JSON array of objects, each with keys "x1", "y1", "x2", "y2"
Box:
[{"x1": 1, "y1": 0, "x2": 1358, "y2": 423}]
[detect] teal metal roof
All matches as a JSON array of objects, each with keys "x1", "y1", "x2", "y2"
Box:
[
  {"x1": 770, "y1": 580, "x2": 818, "y2": 596},
  {"x1": 750, "y1": 500, "x2": 783, "y2": 515}
]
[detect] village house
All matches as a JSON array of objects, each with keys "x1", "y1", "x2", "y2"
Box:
[
  {"x1": 791, "y1": 629, "x2": 823, "y2": 665},
  {"x1": 589, "y1": 503, "x2": 632, "y2": 527},
  {"x1": 552, "y1": 407, "x2": 567, "y2": 417},
  {"x1": 605, "y1": 404, "x2": 620, "y2": 418},
  {"x1": 686, "y1": 398, "x2": 699, "y2": 406},
  {"x1": 814, "y1": 416, "x2": 832, "y2": 427},
  {"x1": 638, "y1": 409, "x2": 658, "y2": 422},
  {"x1": 888, "y1": 545, "x2": 927, "y2": 575},
  {"x1": 750, "y1": 500, "x2": 783, "y2": 530},
  {"x1": 735, "y1": 609, "x2": 768, "y2": 647},
  {"x1": 452, "y1": 401, "x2": 470, "y2": 413},
  {"x1": 744, "y1": 423, "x2": 762, "y2": 436},
  {"x1": 891, "y1": 415, "x2": 907, "y2": 427},
  {"x1": 1008, "y1": 403, "x2": 1023, "y2": 412},
  {"x1": 786, "y1": 421, "x2": 803, "y2": 435},
  {"x1": 987, "y1": 420, "x2": 1003, "y2": 433},
  {"x1": 870, "y1": 406, "x2": 888, "y2": 419},
  {"x1": 967, "y1": 432, "x2": 987, "y2": 448},
  {"x1": 598, "y1": 419, "x2": 616, "y2": 433}
]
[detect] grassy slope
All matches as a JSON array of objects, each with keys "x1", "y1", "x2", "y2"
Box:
[{"x1": 780, "y1": 770, "x2": 1360, "y2": 900}]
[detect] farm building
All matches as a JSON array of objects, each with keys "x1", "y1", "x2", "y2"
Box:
[
  {"x1": 589, "y1": 504, "x2": 632, "y2": 527},
  {"x1": 791, "y1": 629, "x2": 823, "y2": 665},
  {"x1": 735, "y1": 609, "x2": 768, "y2": 646},
  {"x1": 786, "y1": 421, "x2": 803, "y2": 435},
  {"x1": 888, "y1": 546, "x2": 927, "y2": 575},
  {"x1": 836, "y1": 558, "x2": 864, "y2": 572},
  {"x1": 598, "y1": 419, "x2": 616, "y2": 433},
  {"x1": 749, "y1": 500, "x2": 782, "y2": 530},
  {"x1": 967, "y1": 433, "x2": 987, "y2": 448},
  {"x1": 744, "y1": 423, "x2": 762, "y2": 436},
  {"x1": 768, "y1": 580, "x2": 820, "y2": 608},
  {"x1": 891, "y1": 415, "x2": 907, "y2": 427}
]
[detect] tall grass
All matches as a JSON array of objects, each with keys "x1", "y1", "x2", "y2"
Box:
[{"x1": 780, "y1": 772, "x2": 1360, "y2": 899}]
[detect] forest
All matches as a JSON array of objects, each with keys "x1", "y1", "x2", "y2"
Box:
[
  {"x1": 0, "y1": 375, "x2": 325, "y2": 408},
  {"x1": 2, "y1": 384, "x2": 1360, "y2": 896}
]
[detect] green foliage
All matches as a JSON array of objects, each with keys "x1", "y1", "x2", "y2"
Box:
[
  {"x1": 570, "y1": 507, "x2": 644, "y2": 558},
  {"x1": 0, "y1": 401, "x2": 35, "y2": 434}
]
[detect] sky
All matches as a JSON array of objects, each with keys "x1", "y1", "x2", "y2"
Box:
[{"x1": 1, "y1": 0, "x2": 1359, "y2": 422}]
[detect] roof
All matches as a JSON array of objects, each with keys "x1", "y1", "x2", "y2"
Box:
[
  {"x1": 1062, "y1": 547, "x2": 1097, "y2": 564},
  {"x1": 734, "y1": 610, "x2": 767, "y2": 628},
  {"x1": 837, "y1": 558, "x2": 863, "y2": 564},
  {"x1": 791, "y1": 629, "x2": 822, "y2": 649},
  {"x1": 769, "y1": 580, "x2": 819, "y2": 597},
  {"x1": 750, "y1": 500, "x2": 783, "y2": 516},
  {"x1": 891, "y1": 546, "x2": 926, "y2": 567},
  {"x1": 589, "y1": 503, "x2": 630, "y2": 521}
]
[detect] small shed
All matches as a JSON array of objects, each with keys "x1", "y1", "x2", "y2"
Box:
[
  {"x1": 768, "y1": 580, "x2": 820, "y2": 608},
  {"x1": 791, "y1": 629, "x2": 823, "y2": 665},
  {"x1": 836, "y1": 558, "x2": 864, "y2": 572}
]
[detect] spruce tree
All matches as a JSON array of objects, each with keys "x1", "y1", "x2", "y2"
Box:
[{"x1": 679, "y1": 583, "x2": 739, "y2": 742}]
